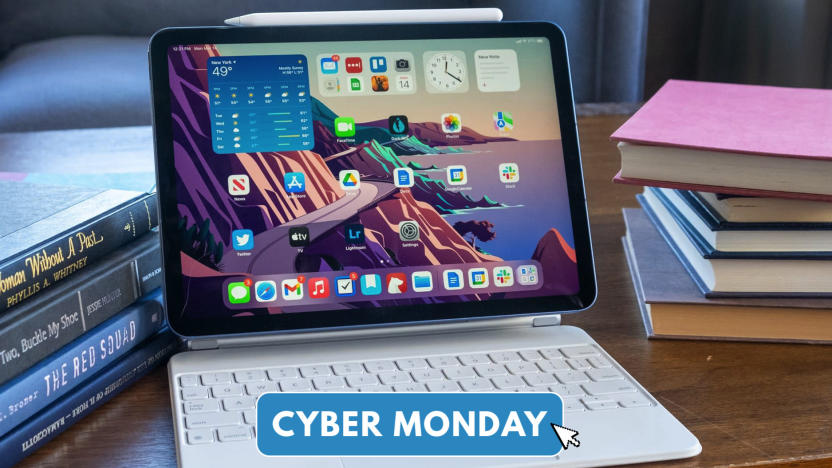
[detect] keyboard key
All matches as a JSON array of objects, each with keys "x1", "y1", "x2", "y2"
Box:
[
  {"x1": 586, "y1": 368, "x2": 625, "y2": 382},
  {"x1": 458, "y1": 353, "x2": 492, "y2": 366},
  {"x1": 588, "y1": 356, "x2": 612, "y2": 368},
  {"x1": 459, "y1": 378, "x2": 495, "y2": 392},
  {"x1": 185, "y1": 412, "x2": 242, "y2": 429},
  {"x1": 585, "y1": 400, "x2": 620, "y2": 411},
  {"x1": 179, "y1": 375, "x2": 199, "y2": 387},
  {"x1": 411, "y1": 369, "x2": 444, "y2": 382},
  {"x1": 537, "y1": 359, "x2": 570, "y2": 372},
  {"x1": 332, "y1": 363, "x2": 364, "y2": 376},
  {"x1": 582, "y1": 381, "x2": 637, "y2": 396},
  {"x1": 243, "y1": 410, "x2": 257, "y2": 425},
  {"x1": 200, "y1": 372, "x2": 232, "y2": 386},
  {"x1": 564, "y1": 397, "x2": 586, "y2": 413},
  {"x1": 474, "y1": 364, "x2": 507, "y2": 377},
  {"x1": 359, "y1": 385, "x2": 392, "y2": 392},
  {"x1": 217, "y1": 426, "x2": 252, "y2": 442},
  {"x1": 618, "y1": 395, "x2": 653, "y2": 408},
  {"x1": 234, "y1": 370, "x2": 266, "y2": 383},
  {"x1": 395, "y1": 358, "x2": 428, "y2": 370},
  {"x1": 181, "y1": 387, "x2": 208, "y2": 401},
  {"x1": 489, "y1": 351, "x2": 521, "y2": 363},
  {"x1": 267, "y1": 367, "x2": 299, "y2": 380},
  {"x1": 505, "y1": 362, "x2": 539, "y2": 375},
  {"x1": 313, "y1": 376, "x2": 347, "y2": 389},
  {"x1": 393, "y1": 383, "x2": 427, "y2": 392},
  {"x1": 427, "y1": 356, "x2": 459, "y2": 368},
  {"x1": 519, "y1": 350, "x2": 543, "y2": 361},
  {"x1": 183, "y1": 400, "x2": 219, "y2": 414},
  {"x1": 187, "y1": 429, "x2": 214, "y2": 445},
  {"x1": 246, "y1": 381, "x2": 277, "y2": 396},
  {"x1": 299, "y1": 365, "x2": 332, "y2": 378},
  {"x1": 560, "y1": 345, "x2": 599, "y2": 359},
  {"x1": 523, "y1": 373, "x2": 557, "y2": 387},
  {"x1": 365, "y1": 360, "x2": 396, "y2": 373},
  {"x1": 567, "y1": 358, "x2": 592, "y2": 370},
  {"x1": 549, "y1": 384, "x2": 585, "y2": 397},
  {"x1": 491, "y1": 375, "x2": 525, "y2": 389},
  {"x1": 519, "y1": 387, "x2": 548, "y2": 393},
  {"x1": 443, "y1": 366, "x2": 475, "y2": 380},
  {"x1": 426, "y1": 381, "x2": 461, "y2": 392},
  {"x1": 554, "y1": 370, "x2": 590, "y2": 384},
  {"x1": 379, "y1": 372, "x2": 412, "y2": 385},
  {"x1": 324, "y1": 387, "x2": 358, "y2": 392},
  {"x1": 346, "y1": 374, "x2": 380, "y2": 387},
  {"x1": 538, "y1": 348, "x2": 564, "y2": 360},
  {"x1": 280, "y1": 378, "x2": 313, "y2": 392},
  {"x1": 223, "y1": 396, "x2": 255, "y2": 411},
  {"x1": 211, "y1": 384, "x2": 243, "y2": 398}
]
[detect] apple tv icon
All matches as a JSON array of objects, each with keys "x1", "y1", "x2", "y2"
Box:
[{"x1": 288, "y1": 226, "x2": 310, "y2": 247}]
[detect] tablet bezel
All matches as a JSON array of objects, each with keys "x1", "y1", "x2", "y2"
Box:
[{"x1": 149, "y1": 21, "x2": 596, "y2": 338}]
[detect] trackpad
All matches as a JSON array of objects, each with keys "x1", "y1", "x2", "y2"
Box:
[{"x1": 342, "y1": 456, "x2": 557, "y2": 467}]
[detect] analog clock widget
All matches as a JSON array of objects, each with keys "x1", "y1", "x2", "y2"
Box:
[{"x1": 423, "y1": 51, "x2": 470, "y2": 94}]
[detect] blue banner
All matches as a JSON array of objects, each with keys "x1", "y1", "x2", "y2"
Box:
[{"x1": 256, "y1": 392, "x2": 563, "y2": 456}]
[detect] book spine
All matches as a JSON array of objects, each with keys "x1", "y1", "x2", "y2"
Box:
[
  {"x1": 0, "y1": 330, "x2": 178, "y2": 468},
  {"x1": 0, "y1": 239, "x2": 161, "y2": 386},
  {"x1": 0, "y1": 193, "x2": 158, "y2": 312},
  {"x1": 0, "y1": 295, "x2": 164, "y2": 438}
]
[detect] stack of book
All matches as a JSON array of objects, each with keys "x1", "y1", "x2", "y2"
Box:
[
  {"x1": 612, "y1": 80, "x2": 832, "y2": 343},
  {"x1": 0, "y1": 180, "x2": 179, "y2": 465}
]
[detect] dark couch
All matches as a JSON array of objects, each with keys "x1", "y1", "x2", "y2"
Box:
[{"x1": 0, "y1": 0, "x2": 649, "y2": 132}]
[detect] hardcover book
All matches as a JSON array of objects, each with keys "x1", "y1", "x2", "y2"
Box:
[
  {"x1": 0, "y1": 232, "x2": 161, "y2": 385},
  {"x1": 0, "y1": 180, "x2": 158, "y2": 312},
  {"x1": 692, "y1": 191, "x2": 832, "y2": 224},
  {"x1": 622, "y1": 207, "x2": 832, "y2": 343},
  {"x1": 0, "y1": 291, "x2": 164, "y2": 438}
]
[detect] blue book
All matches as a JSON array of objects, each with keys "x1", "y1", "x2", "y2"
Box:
[
  {"x1": 0, "y1": 329, "x2": 179, "y2": 467},
  {"x1": 0, "y1": 291, "x2": 165, "y2": 437}
]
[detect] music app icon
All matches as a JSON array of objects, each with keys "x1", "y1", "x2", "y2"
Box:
[{"x1": 308, "y1": 277, "x2": 330, "y2": 299}]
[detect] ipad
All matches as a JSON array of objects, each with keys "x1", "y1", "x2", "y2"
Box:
[{"x1": 149, "y1": 22, "x2": 595, "y2": 337}]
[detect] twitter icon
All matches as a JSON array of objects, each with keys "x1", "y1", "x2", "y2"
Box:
[{"x1": 232, "y1": 229, "x2": 254, "y2": 251}]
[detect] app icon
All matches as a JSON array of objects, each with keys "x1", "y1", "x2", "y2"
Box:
[
  {"x1": 288, "y1": 226, "x2": 310, "y2": 247},
  {"x1": 227, "y1": 174, "x2": 250, "y2": 196},
  {"x1": 386, "y1": 273, "x2": 407, "y2": 294},
  {"x1": 446, "y1": 165, "x2": 467, "y2": 185},
  {"x1": 393, "y1": 167, "x2": 414, "y2": 188},
  {"x1": 227, "y1": 281, "x2": 250, "y2": 304},
  {"x1": 369, "y1": 56, "x2": 387, "y2": 73},
  {"x1": 411, "y1": 271, "x2": 433, "y2": 292},
  {"x1": 309, "y1": 277, "x2": 330, "y2": 298},
  {"x1": 284, "y1": 172, "x2": 306, "y2": 193},
  {"x1": 339, "y1": 170, "x2": 361, "y2": 190},
  {"x1": 395, "y1": 58, "x2": 411, "y2": 72},
  {"x1": 441, "y1": 113, "x2": 462, "y2": 133},
  {"x1": 320, "y1": 57, "x2": 338, "y2": 74},
  {"x1": 334, "y1": 117, "x2": 355, "y2": 137},
  {"x1": 398, "y1": 220, "x2": 420, "y2": 242},
  {"x1": 323, "y1": 77, "x2": 341, "y2": 93},
  {"x1": 469, "y1": 268, "x2": 489, "y2": 289},
  {"x1": 388, "y1": 115, "x2": 409, "y2": 135},
  {"x1": 335, "y1": 276, "x2": 356, "y2": 297},
  {"x1": 349, "y1": 77, "x2": 363, "y2": 92},
  {"x1": 517, "y1": 265, "x2": 539, "y2": 285},
  {"x1": 371, "y1": 75, "x2": 389, "y2": 92},
  {"x1": 498, "y1": 163, "x2": 519, "y2": 184},
  {"x1": 281, "y1": 279, "x2": 303, "y2": 301},
  {"x1": 345, "y1": 57, "x2": 362, "y2": 73},
  {"x1": 443, "y1": 269, "x2": 464, "y2": 290},
  {"x1": 232, "y1": 229, "x2": 254, "y2": 251},
  {"x1": 345, "y1": 224, "x2": 365, "y2": 244},
  {"x1": 395, "y1": 75, "x2": 413, "y2": 91},
  {"x1": 493, "y1": 266, "x2": 514, "y2": 287},
  {"x1": 360, "y1": 274, "x2": 382, "y2": 295},
  {"x1": 255, "y1": 280, "x2": 277, "y2": 302},
  {"x1": 493, "y1": 111, "x2": 514, "y2": 132}
]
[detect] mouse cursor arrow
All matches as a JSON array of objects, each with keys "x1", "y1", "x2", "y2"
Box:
[{"x1": 551, "y1": 423, "x2": 580, "y2": 450}]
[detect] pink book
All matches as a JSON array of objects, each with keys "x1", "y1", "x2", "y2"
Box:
[{"x1": 611, "y1": 80, "x2": 832, "y2": 160}]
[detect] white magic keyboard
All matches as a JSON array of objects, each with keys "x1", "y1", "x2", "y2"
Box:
[{"x1": 173, "y1": 343, "x2": 655, "y2": 446}]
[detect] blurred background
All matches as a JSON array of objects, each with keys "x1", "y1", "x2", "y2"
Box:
[{"x1": 0, "y1": 0, "x2": 829, "y2": 132}]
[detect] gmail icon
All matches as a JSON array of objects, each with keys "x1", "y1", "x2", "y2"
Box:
[
  {"x1": 228, "y1": 174, "x2": 250, "y2": 196},
  {"x1": 281, "y1": 279, "x2": 303, "y2": 301}
]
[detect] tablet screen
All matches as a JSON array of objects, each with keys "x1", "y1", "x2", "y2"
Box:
[{"x1": 165, "y1": 35, "x2": 580, "y2": 320}]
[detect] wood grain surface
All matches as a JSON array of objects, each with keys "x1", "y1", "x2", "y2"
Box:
[{"x1": 6, "y1": 115, "x2": 831, "y2": 467}]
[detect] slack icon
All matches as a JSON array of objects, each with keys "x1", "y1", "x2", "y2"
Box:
[
  {"x1": 289, "y1": 226, "x2": 310, "y2": 247},
  {"x1": 345, "y1": 224, "x2": 365, "y2": 245}
]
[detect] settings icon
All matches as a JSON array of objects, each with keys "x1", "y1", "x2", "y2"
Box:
[{"x1": 398, "y1": 220, "x2": 420, "y2": 242}]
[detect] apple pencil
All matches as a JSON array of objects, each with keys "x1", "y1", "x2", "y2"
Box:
[{"x1": 224, "y1": 8, "x2": 503, "y2": 27}]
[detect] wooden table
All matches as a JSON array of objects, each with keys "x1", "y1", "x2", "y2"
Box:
[{"x1": 6, "y1": 115, "x2": 832, "y2": 468}]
